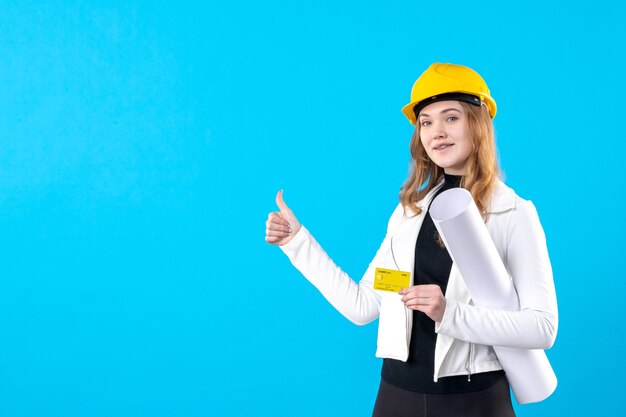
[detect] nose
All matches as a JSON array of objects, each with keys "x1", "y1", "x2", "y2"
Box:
[{"x1": 432, "y1": 121, "x2": 446, "y2": 139}]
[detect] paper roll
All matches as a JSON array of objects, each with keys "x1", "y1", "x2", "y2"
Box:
[{"x1": 430, "y1": 188, "x2": 557, "y2": 404}]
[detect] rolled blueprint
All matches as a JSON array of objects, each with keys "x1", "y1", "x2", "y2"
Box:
[{"x1": 430, "y1": 188, "x2": 557, "y2": 404}]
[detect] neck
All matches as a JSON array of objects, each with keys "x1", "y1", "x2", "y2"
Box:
[{"x1": 443, "y1": 172, "x2": 462, "y2": 186}]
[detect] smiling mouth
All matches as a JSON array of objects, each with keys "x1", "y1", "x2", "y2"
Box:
[{"x1": 434, "y1": 144, "x2": 453, "y2": 151}]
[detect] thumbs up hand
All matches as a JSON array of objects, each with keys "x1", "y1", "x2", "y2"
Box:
[{"x1": 265, "y1": 189, "x2": 302, "y2": 246}]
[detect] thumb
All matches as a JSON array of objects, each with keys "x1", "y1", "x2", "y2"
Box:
[
  {"x1": 275, "y1": 189, "x2": 301, "y2": 235},
  {"x1": 275, "y1": 189, "x2": 292, "y2": 214}
]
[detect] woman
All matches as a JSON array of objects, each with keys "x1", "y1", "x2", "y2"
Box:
[{"x1": 265, "y1": 63, "x2": 558, "y2": 417}]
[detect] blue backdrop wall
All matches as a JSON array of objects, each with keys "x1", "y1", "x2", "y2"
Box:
[{"x1": 1, "y1": 1, "x2": 624, "y2": 416}]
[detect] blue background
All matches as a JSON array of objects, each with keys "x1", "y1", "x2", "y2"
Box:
[{"x1": 1, "y1": 1, "x2": 624, "y2": 416}]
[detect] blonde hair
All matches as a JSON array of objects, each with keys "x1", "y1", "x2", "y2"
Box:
[{"x1": 399, "y1": 102, "x2": 500, "y2": 217}]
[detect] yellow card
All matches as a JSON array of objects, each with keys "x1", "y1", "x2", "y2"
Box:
[{"x1": 373, "y1": 268, "x2": 411, "y2": 292}]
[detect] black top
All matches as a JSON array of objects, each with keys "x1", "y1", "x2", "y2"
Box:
[{"x1": 381, "y1": 173, "x2": 505, "y2": 393}]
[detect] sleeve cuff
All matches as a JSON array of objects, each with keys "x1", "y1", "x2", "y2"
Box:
[
  {"x1": 435, "y1": 298, "x2": 457, "y2": 334},
  {"x1": 279, "y1": 225, "x2": 309, "y2": 255}
]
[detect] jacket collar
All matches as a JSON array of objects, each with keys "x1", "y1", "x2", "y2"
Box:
[
  {"x1": 403, "y1": 178, "x2": 516, "y2": 217},
  {"x1": 488, "y1": 180, "x2": 516, "y2": 213},
  {"x1": 391, "y1": 178, "x2": 515, "y2": 276}
]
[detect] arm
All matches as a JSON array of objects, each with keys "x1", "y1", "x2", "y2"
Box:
[
  {"x1": 435, "y1": 200, "x2": 558, "y2": 349},
  {"x1": 279, "y1": 226, "x2": 380, "y2": 325},
  {"x1": 275, "y1": 201, "x2": 404, "y2": 326}
]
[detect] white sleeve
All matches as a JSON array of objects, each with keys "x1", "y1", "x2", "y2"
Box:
[
  {"x1": 279, "y1": 204, "x2": 403, "y2": 325},
  {"x1": 436, "y1": 200, "x2": 559, "y2": 349}
]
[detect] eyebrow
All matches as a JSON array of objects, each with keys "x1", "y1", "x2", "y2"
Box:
[{"x1": 419, "y1": 108, "x2": 462, "y2": 118}]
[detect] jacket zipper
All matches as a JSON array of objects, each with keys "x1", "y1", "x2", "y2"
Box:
[
  {"x1": 405, "y1": 305, "x2": 411, "y2": 356},
  {"x1": 466, "y1": 342, "x2": 474, "y2": 381}
]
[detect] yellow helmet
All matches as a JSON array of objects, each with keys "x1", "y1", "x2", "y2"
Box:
[{"x1": 401, "y1": 63, "x2": 497, "y2": 125}]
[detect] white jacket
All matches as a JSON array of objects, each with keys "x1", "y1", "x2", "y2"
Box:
[{"x1": 280, "y1": 179, "x2": 558, "y2": 382}]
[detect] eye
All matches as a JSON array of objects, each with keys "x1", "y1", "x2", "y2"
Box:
[
  {"x1": 420, "y1": 120, "x2": 431, "y2": 127},
  {"x1": 447, "y1": 116, "x2": 459, "y2": 122}
]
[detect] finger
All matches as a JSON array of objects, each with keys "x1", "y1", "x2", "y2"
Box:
[
  {"x1": 403, "y1": 297, "x2": 431, "y2": 307},
  {"x1": 268, "y1": 212, "x2": 290, "y2": 226},
  {"x1": 400, "y1": 288, "x2": 427, "y2": 300},
  {"x1": 266, "y1": 218, "x2": 291, "y2": 232},
  {"x1": 266, "y1": 223, "x2": 291, "y2": 233},
  {"x1": 405, "y1": 304, "x2": 430, "y2": 313},
  {"x1": 422, "y1": 284, "x2": 443, "y2": 296},
  {"x1": 406, "y1": 301, "x2": 437, "y2": 315},
  {"x1": 266, "y1": 228, "x2": 291, "y2": 237},
  {"x1": 401, "y1": 294, "x2": 433, "y2": 304},
  {"x1": 402, "y1": 292, "x2": 431, "y2": 302},
  {"x1": 265, "y1": 235, "x2": 283, "y2": 244},
  {"x1": 400, "y1": 285, "x2": 439, "y2": 298},
  {"x1": 275, "y1": 189, "x2": 292, "y2": 214},
  {"x1": 420, "y1": 284, "x2": 440, "y2": 293},
  {"x1": 399, "y1": 287, "x2": 420, "y2": 296}
]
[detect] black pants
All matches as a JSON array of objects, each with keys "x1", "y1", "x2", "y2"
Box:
[{"x1": 372, "y1": 376, "x2": 516, "y2": 417}]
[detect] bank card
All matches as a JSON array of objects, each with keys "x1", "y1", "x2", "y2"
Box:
[{"x1": 373, "y1": 268, "x2": 411, "y2": 292}]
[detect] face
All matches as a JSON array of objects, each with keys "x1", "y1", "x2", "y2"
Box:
[{"x1": 418, "y1": 100, "x2": 472, "y2": 175}]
